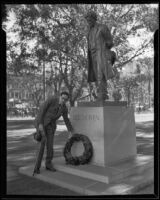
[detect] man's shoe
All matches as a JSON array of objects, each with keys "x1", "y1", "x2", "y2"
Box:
[
  {"x1": 45, "y1": 164, "x2": 56, "y2": 172},
  {"x1": 33, "y1": 168, "x2": 40, "y2": 175}
]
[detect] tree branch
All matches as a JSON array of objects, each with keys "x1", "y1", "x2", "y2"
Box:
[
  {"x1": 118, "y1": 40, "x2": 152, "y2": 68},
  {"x1": 118, "y1": 5, "x2": 134, "y2": 20}
]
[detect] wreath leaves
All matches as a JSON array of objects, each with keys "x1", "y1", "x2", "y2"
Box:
[{"x1": 63, "y1": 133, "x2": 93, "y2": 165}]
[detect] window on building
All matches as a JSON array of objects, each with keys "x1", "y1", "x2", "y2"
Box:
[
  {"x1": 11, "y1": 92, "x2": 14, "y2": 98},
  {"x1": 26, "y1": 93, "x2": 29, "y2": 99},
  {"x1": 14, "y1": 83, "x2": 18, "y2": 89},
  {"x1": 29, "y1": 94, "x2": 32, "y2": 99},
  {"x1": 19, "y1": 93, "x2": 22, "y2": 99},
  {"x1": 22, "y1": 92, "x2": 25, "y2": 98},
  {"x1": 15, "y1": 92, "x2": 19, "y2": 98},
  {"x1": 24, "y1": 91, "x2": 26, "y2": 99}
]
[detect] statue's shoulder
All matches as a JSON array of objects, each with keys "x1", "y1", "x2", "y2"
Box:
[
  {"x1": 95, "y1": 23, "x2": 102, "y2": 28},
  {"x1": 96, "y1": 23, "x2": 109, "y2": 31}
]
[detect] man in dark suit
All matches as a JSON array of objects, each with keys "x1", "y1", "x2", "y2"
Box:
[{"x1": 35, "y1": 91, "x2": 74, "y2": 172}]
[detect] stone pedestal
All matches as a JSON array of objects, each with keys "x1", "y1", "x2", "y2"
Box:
[
  {"x1": 70, "y1": 101, "x2": 137, "y2": 167},
  {"x1": 19, "y1": 101, "x2": 153, "y2": 195}
]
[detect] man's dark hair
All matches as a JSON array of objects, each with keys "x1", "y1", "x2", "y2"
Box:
[
  {"x1": 60, "y1": 91, "x2": 69, "y2": 98},
  {"x1": 85, "y1": 10, "x2": 97, "y2": 21}
]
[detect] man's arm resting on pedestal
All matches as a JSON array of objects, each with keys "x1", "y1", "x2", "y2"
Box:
[{"x1": 62, "y1": 108, "x2": 74, "y2": 137}]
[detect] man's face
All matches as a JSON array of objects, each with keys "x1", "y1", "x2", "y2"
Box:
[{"x1": 59, "y1": 94, "x2": 69, "y2": 105}]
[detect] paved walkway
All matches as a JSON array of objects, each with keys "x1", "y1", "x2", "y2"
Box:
[{"x1": 6, "y1": 113, "x2": 154, "y2": 195}]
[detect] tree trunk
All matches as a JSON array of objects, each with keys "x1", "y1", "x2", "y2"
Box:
[
  {"x1": 70, "y1": 99, "x2": 75, "y2": 107},
  {"x1": 127, "y1": 88, "x2": 130, "y2": 105},
  {"x1": 43, "y1": 61, "x2": 46, "y2": 101},
  {"x1": 148, "y1": 79, "x2": 151, "y2": 108}
]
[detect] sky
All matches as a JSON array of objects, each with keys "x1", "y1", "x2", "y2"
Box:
[{"x1": 127, "y1": 29, "x2": 154, "y2": 59}]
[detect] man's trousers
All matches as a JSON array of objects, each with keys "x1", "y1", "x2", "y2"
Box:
[{"x1": 45, "y1": 123, "x2": 56, "y2": 165}]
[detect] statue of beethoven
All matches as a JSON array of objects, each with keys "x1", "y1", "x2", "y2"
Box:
[{"x1": 85, "y1": 10, "x2": 116, "y2": 101}]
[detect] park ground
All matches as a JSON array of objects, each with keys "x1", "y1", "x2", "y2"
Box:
[{"x1": 6, "y1": 112, "x2": 154, "y2": 196}]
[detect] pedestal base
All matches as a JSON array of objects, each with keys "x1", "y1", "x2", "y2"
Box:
[
  {"x1": 70, "y1": 101, "x2": 137, "y2": 166},
  {"x1": 19, "y1": 155, "x2": 153, "y2": 195}
]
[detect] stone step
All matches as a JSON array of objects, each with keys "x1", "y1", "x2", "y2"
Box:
[
  {"x1": 85, "y1": 167, "x2": 153, "y2": 195},
  {"x1": 51, "y1": 155, "x2": 153, "y2": 184},
  {"x1": 19, "y1": 163, "x2": 153, "y2": 195}
]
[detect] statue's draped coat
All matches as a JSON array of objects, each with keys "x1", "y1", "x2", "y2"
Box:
[{"x1": 87, "y1": 23, "x2": 114, "y2": 82}]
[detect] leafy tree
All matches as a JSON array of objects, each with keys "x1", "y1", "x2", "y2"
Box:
[
  {"x1": 119, "y1": 76, "x2": 139, "y2": 105},
  {"x1": 21, "y1": 74, "x2": 44, "y2": 111},
  {"x1": 136, "y1": 57, "x2": 154, "y2": 107},
  {"x1": 7, "y1": 73, "x2": 44, "y2": 111},
  {"x1": 5, "y1": 4, "x2": 158, "y2": 105},
  {"x1": 119, "y1": 56, "x2": 154, "y2": 106}
]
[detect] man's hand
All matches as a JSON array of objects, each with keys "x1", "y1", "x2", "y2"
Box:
[
  {"x1": 38, "y1": 124, "x2": 46, "y2": 139},
  {"x1": 39, "y1": 124, "x2": 44, "y2": 132}
]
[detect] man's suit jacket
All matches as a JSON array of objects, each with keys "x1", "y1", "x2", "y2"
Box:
[{"x1": 35, "y1": 96, "x2": 73, "y2": 132}]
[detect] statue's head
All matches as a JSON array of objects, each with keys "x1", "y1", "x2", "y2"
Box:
[{"x1": 85, "y1": 10, "x2": 97, "y2": 27}]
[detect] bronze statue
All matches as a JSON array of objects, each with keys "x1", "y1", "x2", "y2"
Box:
[{"x1": 85, "y1": 10, "x2": 116, "y2": 101}]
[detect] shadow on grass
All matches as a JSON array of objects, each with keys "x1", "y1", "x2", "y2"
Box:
[
  {"x1": 7, "y1": 173, "x2": 79, "y2": 195},
  {"x1": 136, "y1": 121, "x2": 154, "y2": 155},
  {"x1": 6, "y1": 119, "x2": 154, "y2": 195},
  {"x1": 136, "y1": 121, "x2": 153, "y2": 133},
  {"x1": 7, "y1": 124, "x2": 35, "y2": 130},
  {"x1": 7, "y1": 129, "x2": 69, "y2": 170},
  {"x1": 7, "y1": 119, "x2": 35, "y2": 130},
  {"x1": 7, "y1": 119, "x2": 64, "y2": 130}
]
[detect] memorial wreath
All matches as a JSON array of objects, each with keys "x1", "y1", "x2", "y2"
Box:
[{"x1": 63, "y1": 133, "x2": 93, "y2": 165}]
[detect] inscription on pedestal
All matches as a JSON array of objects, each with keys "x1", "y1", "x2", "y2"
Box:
[
  {"x1": 70, "y1": 107, "x2": 104, "y2": 166},
  {"x1": 73, "y1": 114, "x2": 100, "y2": 121}
]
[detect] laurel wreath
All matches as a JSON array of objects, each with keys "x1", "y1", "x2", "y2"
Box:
[{"x1": 63, "y1": 133, "x2": 93, "y2": 165}]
